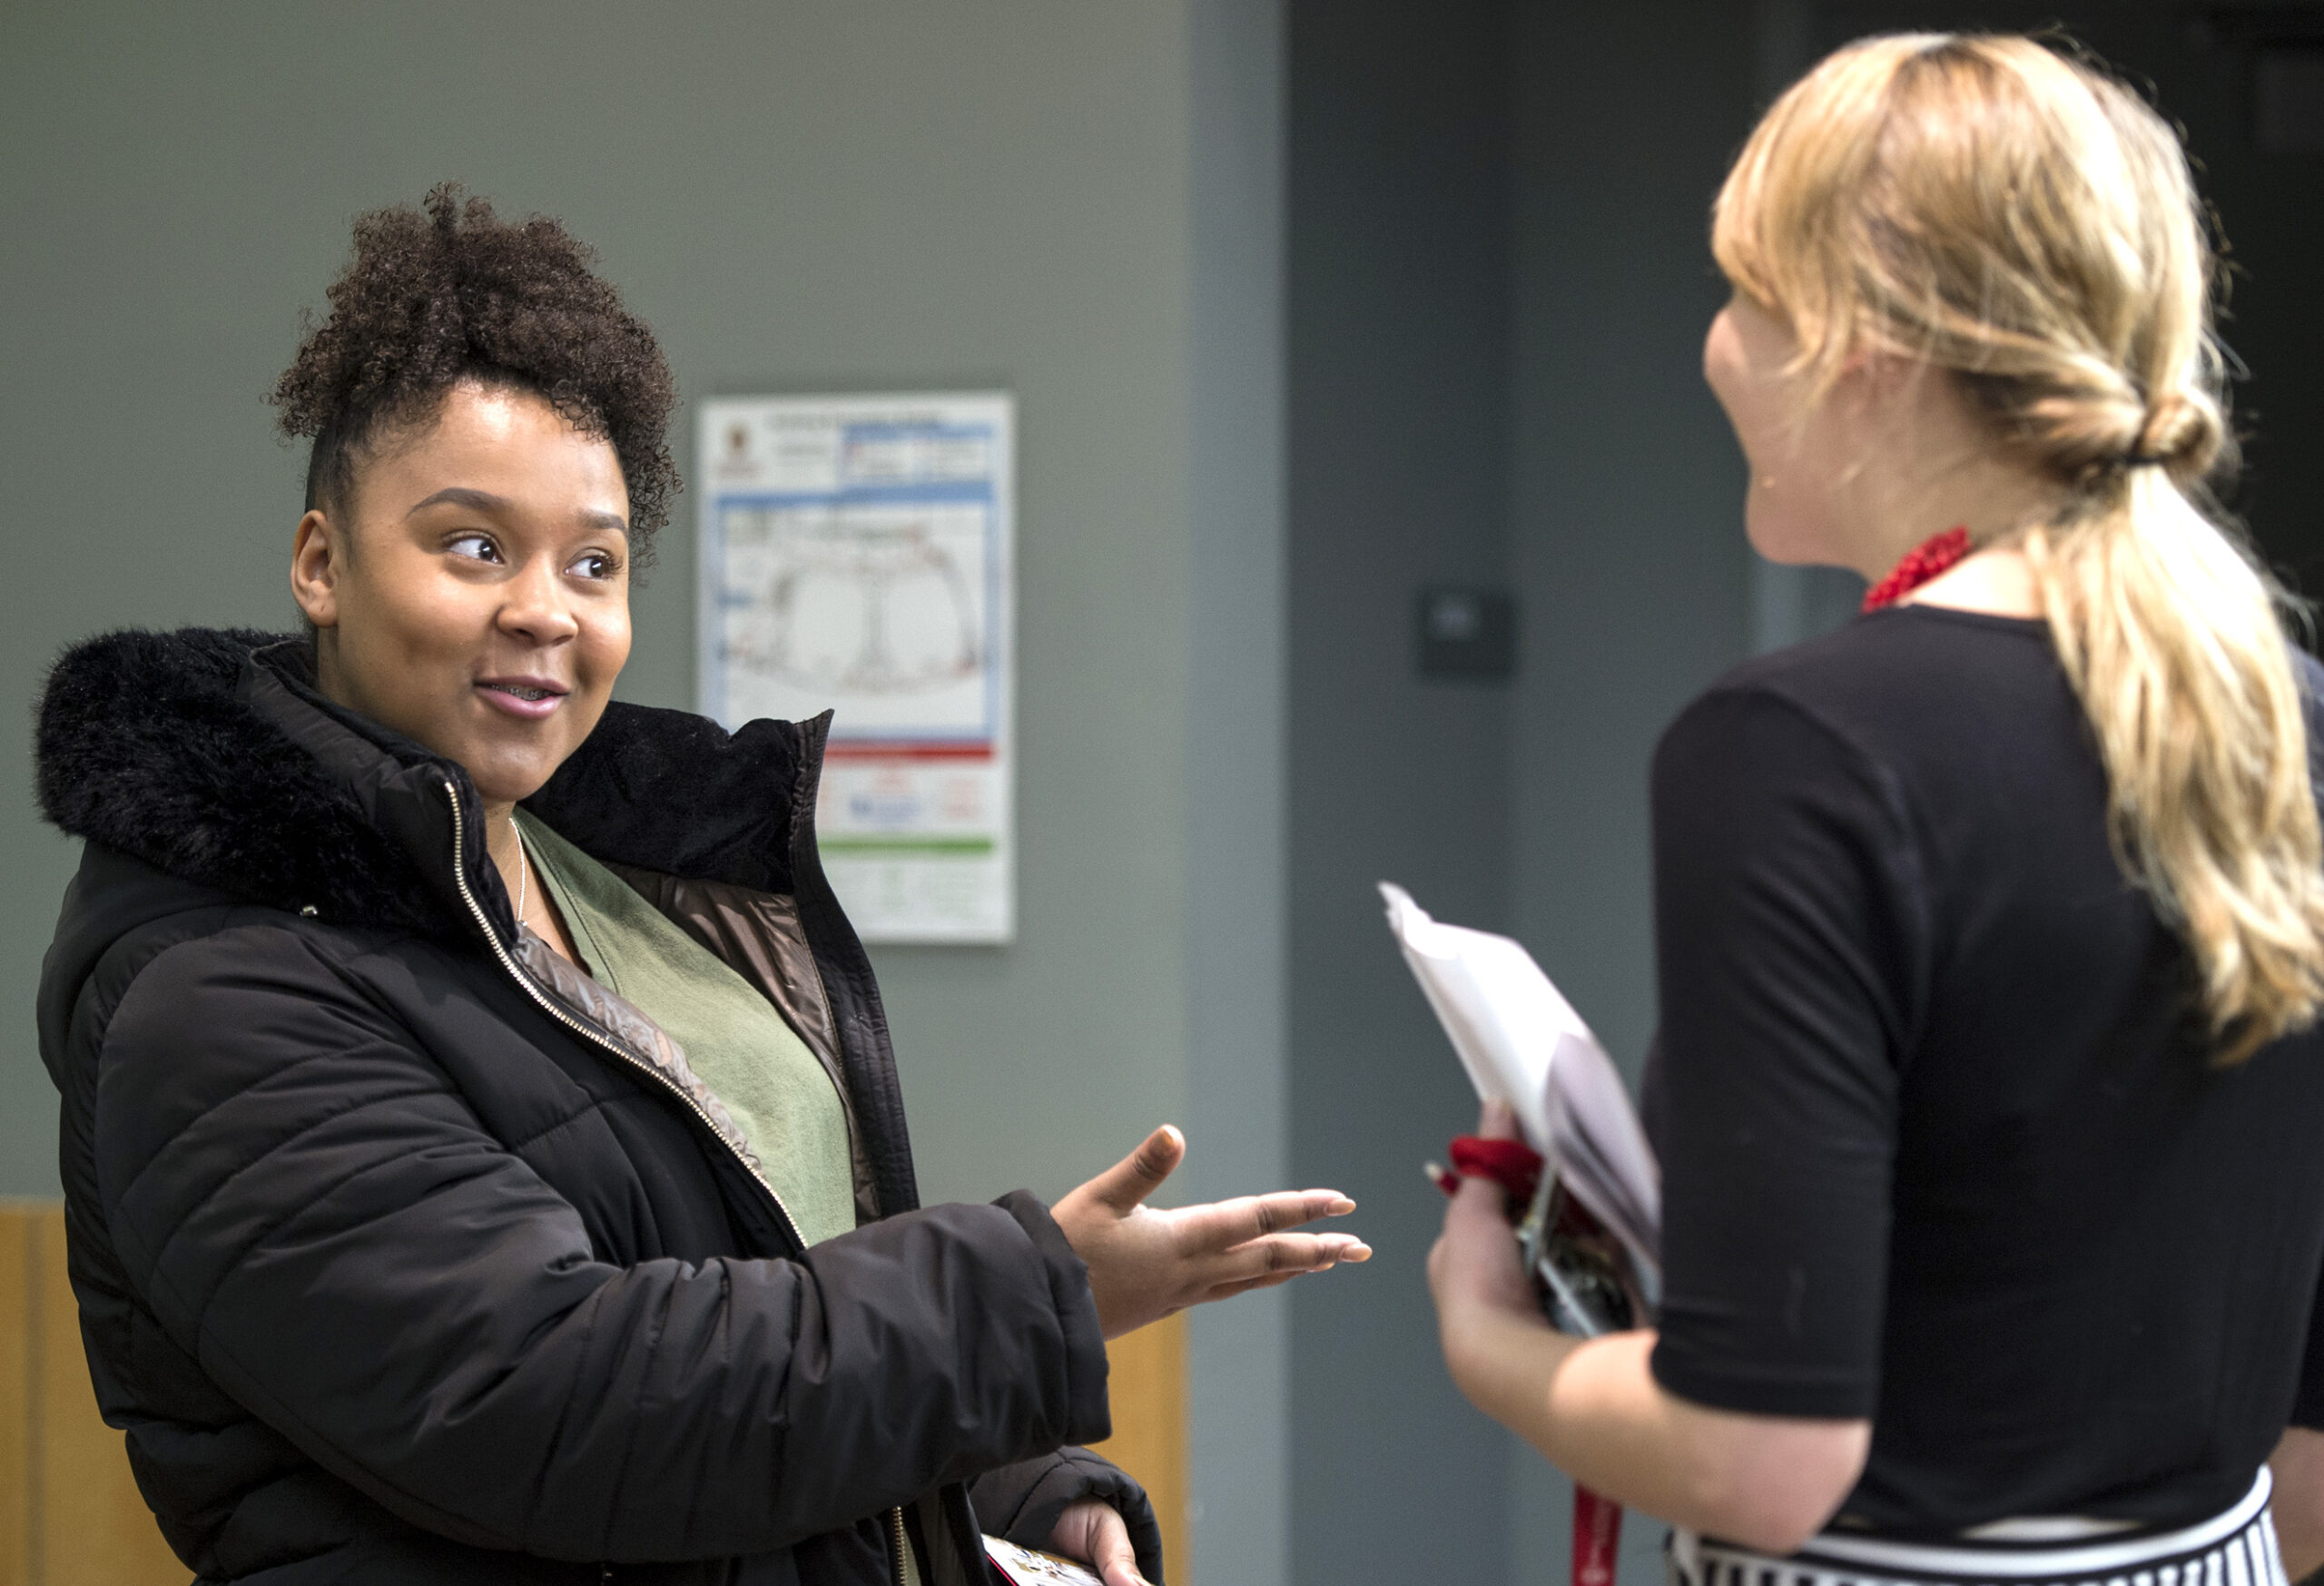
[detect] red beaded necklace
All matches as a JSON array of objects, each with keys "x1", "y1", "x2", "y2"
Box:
[{"x1": 1861, "y1": 525, "x2": 1972, "y2": 612}]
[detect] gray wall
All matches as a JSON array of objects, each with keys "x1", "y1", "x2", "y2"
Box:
[
  {"x1": 1285, "y1": 2, "x2": 1520, "y2": 1581},
  {"x1": 1282, "y1": 2, "x2": 1770, "y2": 1580},
  {"x1": 1506, "y1": 0, "x2": 1758, "y2": 1111},
  {"x1": 2, "y1": 5, "x2": 1291, "y2": 1581},
  {"x1": 0, "y1": 0, "x2": 1221, "y2": 1208},
  {"x1": 1184, "y1": 3, "x2": 1295, "y2": 1580},
  {"x1": 1504, "y1": 3, "x2": 1761, "y2": 1578}
]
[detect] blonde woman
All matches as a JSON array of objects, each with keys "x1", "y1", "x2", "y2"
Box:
[{"x1": 1427, "y1": 34, "x2": 2324, "y2": 1586}]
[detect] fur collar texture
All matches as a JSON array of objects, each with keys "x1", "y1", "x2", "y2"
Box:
[
  {"x1": 35, "y1": 627, "x2": 816, "y2": 938},
  {"x1": 37, "y1": 628, "x2": 458, "y2": 935}
]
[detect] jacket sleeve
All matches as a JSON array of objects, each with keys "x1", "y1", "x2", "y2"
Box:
[
  {"x1": 92, "y1": 921, "x2": 1112, "y2": 1563},
  {"x1": 970, "y1": 1450, "x2": 1165, "y2": 1584}
]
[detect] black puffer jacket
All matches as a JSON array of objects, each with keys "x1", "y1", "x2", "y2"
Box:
[{"x1": 34, "y1": 629, "x2": 1158, "y2": 1585}]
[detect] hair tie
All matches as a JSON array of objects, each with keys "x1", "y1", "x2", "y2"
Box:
[{"x1": 2080, "y1": 448, "x2": 2172, "y2": 487}]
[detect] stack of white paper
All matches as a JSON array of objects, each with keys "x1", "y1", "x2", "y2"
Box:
[{"x1": 1380, "y1": 882, "x2": 1661, "y2": 1303}]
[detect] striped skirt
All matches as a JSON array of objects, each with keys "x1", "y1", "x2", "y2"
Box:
[{"x1": 1673, "y1": 1470, "x2": 2286, "y2": 1586}]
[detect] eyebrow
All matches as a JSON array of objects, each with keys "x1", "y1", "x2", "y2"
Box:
[{"x1": 404, "y1": 487, "x2": 628, "y2": 536}]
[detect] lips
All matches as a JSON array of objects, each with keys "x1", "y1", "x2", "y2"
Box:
[{"x1": 476, "y1": 676, "x2": 570, "y2": 721}]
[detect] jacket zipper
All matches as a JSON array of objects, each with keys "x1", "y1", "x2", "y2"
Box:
[
  {"x1": 444, "y1": 783, "x2": 913, "y2": 1583},
  {"x1": 440, "y1": 782, "x2": 808, "y2": 1253}
]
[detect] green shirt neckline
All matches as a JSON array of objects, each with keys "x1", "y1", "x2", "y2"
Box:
[{"x1": 514, "y1": 810, "x2": 859, "y2": 1248}]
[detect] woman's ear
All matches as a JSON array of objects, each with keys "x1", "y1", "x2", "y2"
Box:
[
  {"x1": 290, "y1": 509, "x2": 344, "y2": 628},
  {"x1": 1836, "y1": 347, "x2": 1929, "y2": 415}
]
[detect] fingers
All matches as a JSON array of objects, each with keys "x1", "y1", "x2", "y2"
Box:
[
  {"x1": 1180, "y1": 1187, "x2": 1357, "y2": 1252},
  {"x1": 1478, "y1": 1097, "x2": 1520, "y2": 1140},
  {"x1": 1434, "y1": 1172, "x2": 1544, "y2": 1316},
  {"x1": 1445, "y1": 1163, "x2": 1508, "y2": 1228},
  {"x1": 1202, "y1": 1269, "x2": 1305, "y2": 1303},
  {"x1": 1088, "y1": 1124, "x2": 1187, "y2": 1214},
  {"x1": 1052, "y1": 1498, "x2": 1149, "y2": 1586},
  {"x1": 1089, "y1": 1505, "x2": 1147, "y2": 1586},
  {"x1": 1193, "y1": 1223, "x2": 1373, "y2": 1305},
  {"x1": 1213, "y1": 1229, "x2": 1372, "y2": 1286}
]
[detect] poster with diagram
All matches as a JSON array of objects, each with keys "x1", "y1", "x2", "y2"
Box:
[{"x1": 698, "y1": 391, "x2": 1013, "y2": 944}]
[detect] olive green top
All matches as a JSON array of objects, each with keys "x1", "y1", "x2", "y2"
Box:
[{"x1": 514, "y1": 811, "x2": 858, "y2": 1248}]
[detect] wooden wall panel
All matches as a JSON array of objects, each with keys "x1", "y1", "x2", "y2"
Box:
[
  {"x1": 0, "y1": 1209, "x2": 34, "y2": 1586},
  {"x1": 1088, "y1": 1312, "x2": 1189, "y2": 1585},
  {"x1": 0, "y1": 1202, "x2": 182, "y2": 1586},
  {"x1": 31, "y1": 1209, "x2": 183, "y2": 1585}
]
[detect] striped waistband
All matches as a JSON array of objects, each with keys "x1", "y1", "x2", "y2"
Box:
[{"x1": 1675, "y1": 1471, "x2": 2282, "y2": 1586}]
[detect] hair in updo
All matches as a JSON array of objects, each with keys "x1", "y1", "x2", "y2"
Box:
[
  {"x1": 1714, "y1": 34, "x2": 2324, "y2": 1061},
  {"x1": 270, "y1": 182, "x2": 678, "y2": 555}
]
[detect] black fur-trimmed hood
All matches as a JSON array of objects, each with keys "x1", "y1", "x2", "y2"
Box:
[
  {"x1": 37, "y1": 628, "x2": 461, "y2": 937},
  {"x1": 35, "y1": 626, "x2": 823, "y2": 941}
]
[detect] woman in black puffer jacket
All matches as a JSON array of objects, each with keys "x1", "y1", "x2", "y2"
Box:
[{"x1": 32, "y1": 187, "x2": 1366, "y2": 1586}]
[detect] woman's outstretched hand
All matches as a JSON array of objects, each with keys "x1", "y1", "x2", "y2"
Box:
[{"x1": 1051, "y1": 1124, "x2": 1370, "y2": 1339}]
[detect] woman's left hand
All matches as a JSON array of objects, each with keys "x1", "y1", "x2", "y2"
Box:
[
  {"x1": 1426, "y1": 1099, "x2": 1558, "y2": 1393},
  {"x1": 1049, "y1": 1498, "x2": 1150, "y2": 1586}
]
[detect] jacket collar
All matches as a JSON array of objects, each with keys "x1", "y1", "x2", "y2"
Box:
[{"x1": 35, "y1": 627, "x2": 823, "y2": 940}]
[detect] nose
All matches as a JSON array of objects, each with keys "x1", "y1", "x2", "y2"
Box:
[{"x1": 497, "y1": 554, "x2": 580, "y2": 646}]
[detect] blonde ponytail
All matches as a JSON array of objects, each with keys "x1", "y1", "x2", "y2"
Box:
[{"x1": 1714, "y1": 33, "x2": 2324, "y2": 1059}]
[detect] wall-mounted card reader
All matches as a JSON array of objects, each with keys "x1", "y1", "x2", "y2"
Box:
[{"x1": 1416, "y1": 586, "x2": 1516, "y2": 682}]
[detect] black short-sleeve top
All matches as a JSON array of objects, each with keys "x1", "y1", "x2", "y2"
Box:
[{"x1": 1641, "y1": 603, "x2": 2324, "y2": 1535}]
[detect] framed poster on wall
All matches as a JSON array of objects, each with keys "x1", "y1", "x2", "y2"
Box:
[{"x1": 697, "y1": 391, "x2": 1015, "y2": 944}]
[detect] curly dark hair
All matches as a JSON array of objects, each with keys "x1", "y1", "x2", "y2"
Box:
[{"x1": 270, "y1": 183, "x2": 679, "y2": 555}]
